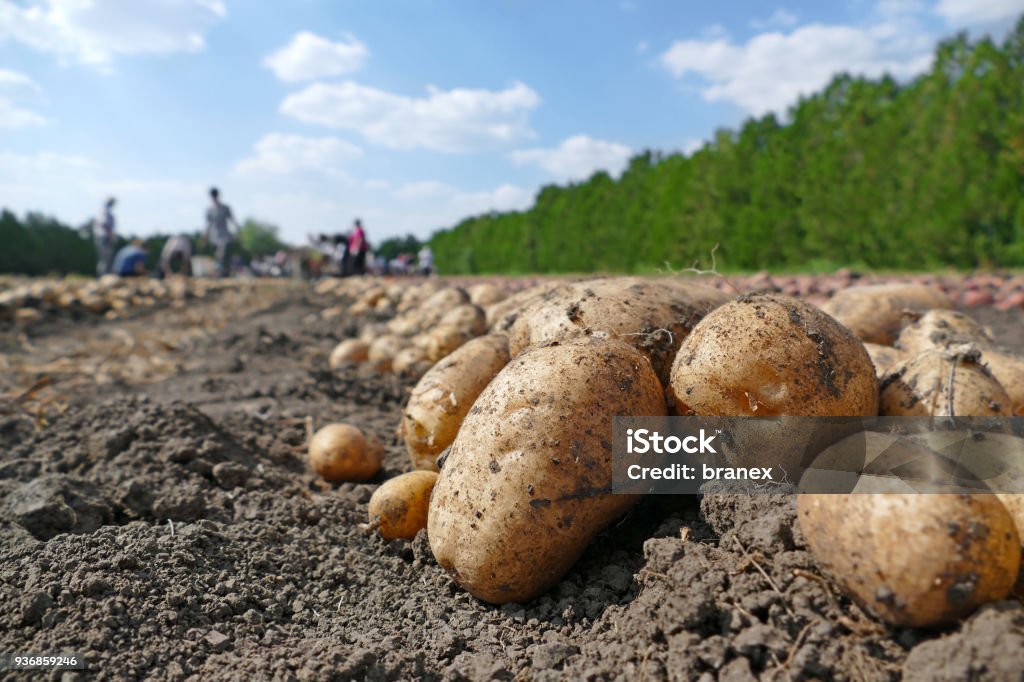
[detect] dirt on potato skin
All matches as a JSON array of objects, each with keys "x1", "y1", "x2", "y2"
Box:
[{"x1": 1, "y1": 281, "x2": 1023, "y2": 681}]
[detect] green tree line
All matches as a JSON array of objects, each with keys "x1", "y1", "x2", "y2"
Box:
[
  {"x1": 0, "y1": 210, "x2": 285, "y2": 276},
  {"x1": 432, "y1": 19, "x2": 1024, "y2": 274}
]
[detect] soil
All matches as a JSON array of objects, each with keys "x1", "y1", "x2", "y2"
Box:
[{"x1": 2, "y1": 278, "x2": 1024, "y2": 681}]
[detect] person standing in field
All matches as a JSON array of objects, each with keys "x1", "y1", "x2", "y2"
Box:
[
  {"x1": 417, "y1": 244, "x2": 434, "y2": 276},
  {"x1": 206, "y1": 187, "x2": 241, "y2": 277},
  {"x1": 348, "y1": 218, "x2": 369, "y2": 276},
  {"x1": 93, "y1": 196, "x2": 117, "y2": 276}
]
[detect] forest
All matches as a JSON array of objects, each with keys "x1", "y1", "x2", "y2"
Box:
[{"x1": 431, "y1": 20, "x2": 1024, "y2": 274}]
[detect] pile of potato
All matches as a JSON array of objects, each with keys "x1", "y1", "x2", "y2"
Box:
[
  {"x1": 0, "y1": 275, "x2": 226, "y2": 324},
  {"x1": 314, "y1": 275, "x2": 1024, "y2": 626}
]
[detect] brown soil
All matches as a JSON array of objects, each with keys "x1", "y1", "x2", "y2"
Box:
[{"x1": 2, "y1": 278, "x2": 1023, "y2": 681}]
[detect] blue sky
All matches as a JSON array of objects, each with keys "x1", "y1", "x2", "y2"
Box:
[{"x1": 1, "y1": 0, "x2": 1022, "y2": 244}]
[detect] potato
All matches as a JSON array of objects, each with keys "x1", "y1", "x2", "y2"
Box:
[
  {"x1": 864, "y1": 343, "x2": 905, "y2": 379},
  {"x1": 509, "y1": 277, "x2": 730, "y2": 384},
  {"x1": 429, "y1": 336, "x2": 667, "y2": 604},
  {"x1": 367, "y1": 334, "x2": 408, "y2": 372},
  {"x1": 368, "y1": 471, "x2": 439, "y2": 540},
  {"x1": 821, "y1": 283, "x2": 953, "y2": 345},
  {"x1": 392, "y1": 346, "x2": 431, "y2": 377},
  {"x1": 419, "y1": 287, "x2": 471, "y2": 326},
  {"x1": 329, "y1": 339, "x2": 370, "y2": 368},
  {"x1": 402, "y1": 334, "x2": 510, "y2": 471},
  {"x1": 309, "y1": 423, "x2": 383, "y2": 482},
  {"x1": 485, "y1": 281, "x2": 567, "y2": 330},
  {"x1": 468, "y1": 282, "x2": 506, "y2": 307},
  {"x1": 895, "y1": 310, "x2": 992, "y2": 356},
  {"x1": 983, "y1": 351, "x2": 1024, "y2": 415},
  {"x1": 439, "y1": 304, "x2": 487, "y2": 336},
  {"x1": 669, "y1": 294, "x2": 878, "y2": 417},
  {"x1": 425, "y1": 325, "x2": 472, "y2": 362},
  {"x1": 880, "y1": 350, "x2": 1012, "y2": 417},
  {"x1": 798, "y1": 493, "x2": 1020, "y2": 627}
]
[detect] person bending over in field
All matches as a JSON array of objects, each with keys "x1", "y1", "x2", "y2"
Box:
[
  {"x1": 161, "y1": 234, "x2": 193, "y2": 277},
  {"x1": 112, "y1": 240, "x2": 148, "y2": 277},
  {"x1": 205, "y1": 187, "x2": 241, "y2": 278}
]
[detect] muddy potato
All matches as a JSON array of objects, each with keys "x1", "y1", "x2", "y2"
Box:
[
  {"x1": 509, "y1": 277, "x2": 730, "y2": 384},
  {"x1": 368, "y1": 471, "x2": 439, "y2": 540},
  {"x1": 880, "y1": 350, "x2": 1011, "y2": 417},
  {"x1": 402, "y1": 334, "x2": 510, "y2": 471},
  {"x1": 329, "y1": 339, "x2": 370, "y2": 368},
  {"x1": 821, "y1": 283, "x2": 953, "y2": 345},
  {"x1": 896, "y1": 310, "x2": 991, "y2": 356},
  {"x1": 669, "y1": 294, "x2": 878, "y2": 417},
  {"x1": 798, "y1": 493, "x2": 1020, "y2": 627},
  {"x1": 864, "y1": 343, "x2": 905, "y2": 380},
  {"x1": 309, "y1": 423, "x2": 384, "y2": 482},
  {"x1": 983, "y1": 351, "x2": 1024, "y2": 415},
  {"x1": 429, "y1": 336, "x2": 667, "y2": 604}
]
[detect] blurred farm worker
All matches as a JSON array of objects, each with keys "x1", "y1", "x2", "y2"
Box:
[
  {"x1": 93, "y1": 196, "x2": 117, "y2": 276},
  {"x1": 160, "y1": 234, "x2": 193, "y2": 277},
  {"x1": 349, "y1": 219, "x2": 369, "y2": 276},
  {"x1": 418, "y1": 245, "x2": 434, "y2": 276},
  {"x1": 113, "y1": 240, "x2": 148, "y2": 277},
  {"x1": 206, "y1": 187, "x2": 241, "y2": 277}
]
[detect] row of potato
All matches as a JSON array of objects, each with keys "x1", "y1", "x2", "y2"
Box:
[
  {"x1": 0, "y1": 275, "x2": 222, "y2": 324},
  {"x1": 314, "y1": 276, "x2": 1024, "y2": 628}
]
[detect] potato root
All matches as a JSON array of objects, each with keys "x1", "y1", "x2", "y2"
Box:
[
  {"x1": 368, "y1": 471, "x2": 439, "y2": 540},
  {"x1": 798, "y1": 493, "x2": 1020, "y2": 627},
  {"x1": 429, "y1": 336, "x2": 667, "y2": 603}
]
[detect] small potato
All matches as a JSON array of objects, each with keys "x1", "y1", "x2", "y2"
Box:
[
  {"x1": 309, "y1": 423, "x2": 383, "y2": 482},
  {"x1": 821, "y1": 283, "x2": 953, "y2": 345},
  {"x1": 669, "y1": 294, "x2": 878, "y2": 417},
  {"x1": 392, "y1": 346, "x2": 431, "y2": 377},
  {"x1": 367, "y1": 334, "x2": 409, "y2": 372},
  {"x1": 329, "y1": 339, "x2": 370, "y2": 369},
  {"x1": 468, "y1": 282, "x2": 506, "y2": 307},
  {"x1": 880, "y1": 350, "x2": 1011, "y2": 417},
  {"x1": 425, "y1": 325, "x2": 472, "y2": 362},
  {"x1": 368, "y1": 471, "x2": 439, "y2": 540},
  {"x1": 418, "y1": 287, "x2": 471, "y2": 327},
  {"x1": 402, "y1": 334, "x2": 510, "y2": 470},
  {"x1": 429, "y1": 336, "x2": 667, "y2": 604},
  {"x1": 798, "y1": 493, "x2": 1021, "y2": 627},
  {"x1": 438, "y1": 304, "x2": 487, "y2": 336}
]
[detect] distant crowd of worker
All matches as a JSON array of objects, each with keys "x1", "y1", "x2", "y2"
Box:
[{"x1": 91, "y1": 188, "x2": 434, "y2": 280}]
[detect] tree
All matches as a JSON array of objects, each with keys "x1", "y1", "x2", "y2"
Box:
[{"x1": 237, "y1": 219, "x2": 286, "y2": 258}]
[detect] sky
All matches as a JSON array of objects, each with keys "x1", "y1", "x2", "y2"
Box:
[{"x1": 1, "y1": 0, "x2": 1022, "y2": 245}]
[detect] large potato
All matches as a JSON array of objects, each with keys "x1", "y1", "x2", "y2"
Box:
[
  {"x1": 820, "y1": 282, "x2": 953, "y2": 345},
  {"x1": 895, "y1": 310, "x2": 991, "y2": 356},
  {"x1": 509, "y1": 277, "x2": 730, "y2": 384},
  {"x1": 669, "y1": 294, "x2": 878, "y2": 417},
  {"x1": 798, "y1": 493, "x2": 1020, "y2": 627},
  {"x1": 429, "y1": 336, "x2": 667, "y2": 604},
  {"x1": 401, "y1": 334, "x2": 511, "y2": 471},
  {"x1": 880, "y1": 350, "x2": 1011, "y2": 417}
]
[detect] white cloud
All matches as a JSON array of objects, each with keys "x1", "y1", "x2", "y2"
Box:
[
  {"x1": 234, "y1": 133, "x2": 362, "y2": 176},
  {"x1": 751, "y1": 8, "x2": 799, "y2": 30},
  {"x1": 0, "y1": 0, "x2": 226, "y2": 67},
  {"x1": 935, "y1": 0, "x2": 1024, "y2": 25},
  {"x1": 449, "y1": 183, "x2": 533, "y2": 216},
  {"x1": 263, "y1": 31, "x2": 368, "y2": 82},
  {"x1": 659, "y1": 21, "x2": 934, "y2": 115},
  {"x1": 0, "y1": 98, "x2": 47, "y2": 128},
  {"x1": 279, "y1": 80, "x2": 540, "y2": 152},
  {"x1": 682, "y1": 138, "x2": 705, "y2": 155},
  {"x1": 0, "y1": 68, "x2": 41, "y2": 92},
  {"x1": 363, "y1": 179, "x2": 391, "y2": 191},
  {"x1": 511, "y1": 135, "x2": 633, "y2": 181},
  {"x1": 392, "y1": 180, "x2": 454, "y2": 201}
]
